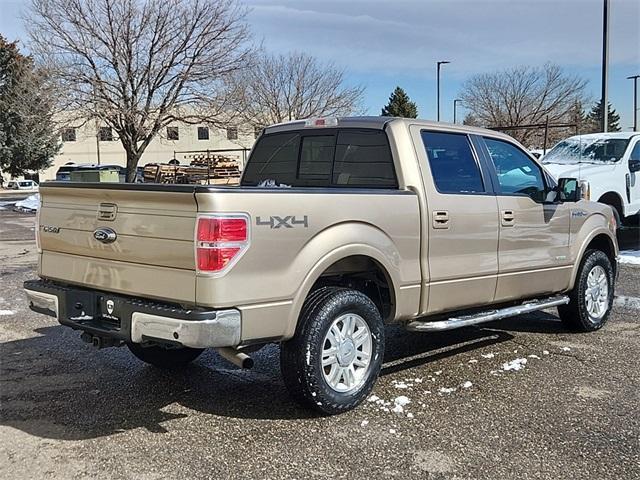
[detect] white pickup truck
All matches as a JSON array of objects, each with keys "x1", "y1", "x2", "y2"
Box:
[{"x1": 542, "y1": 132, "x2": 640, "y2": 226}]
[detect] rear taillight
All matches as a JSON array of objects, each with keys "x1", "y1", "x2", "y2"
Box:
[{"x1": 195, "y1": 215, "x2": 249, "y2": 274}]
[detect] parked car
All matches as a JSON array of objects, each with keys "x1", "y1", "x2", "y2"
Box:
[
  {"x1": 56, "y1": 163, "x2": 127, "y2": 182},
  {"x1": 542, "y1": 132, "x2": 640, "y2": 225},
  {"x1": 6, "y1": 179, "x2": 39, "y2": 191},
  {"x1": 25, "y1": 117, "x2": 618, "y2": 414}
]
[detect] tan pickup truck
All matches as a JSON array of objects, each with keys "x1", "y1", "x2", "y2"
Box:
[{"x1": 25, "y1": 117, "x2": 618, "y2": 414}]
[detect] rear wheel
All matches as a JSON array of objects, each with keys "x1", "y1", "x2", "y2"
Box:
[
  {"x1": 280, "y1": 287, "x2": 385, "y2": 415},
  {"x1": 558, "y1": 249, "x2": 614, "y2": 332},
  {"x1": 128, "y1": 343, "x2": 204, "y2": 369}
]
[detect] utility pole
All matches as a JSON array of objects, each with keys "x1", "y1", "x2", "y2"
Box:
[
  {"x1": 600, "y1": 0, "x2": 610, "y2": 132},
  {"x1": 453, "y1": 99, "x2": 462, "y2": 124},
  {"x1": 95, "y1": 119, "x2": 101, "y2": 165},
  {"x1": 436, "y1": 60, "x2": 450, "y2": 122},
  {"x1": 628, "y1": 75, "x2": 640, "y2": 132}
]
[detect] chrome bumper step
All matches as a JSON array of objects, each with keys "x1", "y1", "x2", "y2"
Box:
[{"x1": 406, "y1": 295, "x2": 570, "y2": 332}]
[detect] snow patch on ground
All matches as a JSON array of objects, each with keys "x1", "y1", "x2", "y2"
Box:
[
  {"x1": 393, "y1": 396, "x2": 410, "y2": 407},
  {"x1": 619, "y1": 250, "x2": 640, "y2": 265},
  {"x1": 502, "y1": 358, "x2": 527, "y2": 371},
  {"x1": 614, "y1": 295, "x2": 640, "y2": 310},
  {"x1": 13, "y1": 194, "x2": 40, "y2": 212},
  {"x1": 461, "y1": 381, "x2": 473, "y2": 389},
  {"x1": 0, "y1": 310, "x2": 16, "y2": 316},
  {"x1": 481, "y1": 353, "x2": 495, "y2": 359},
  {"x1": 439, "y1": 387, "x2": 456, "y2": 394}
]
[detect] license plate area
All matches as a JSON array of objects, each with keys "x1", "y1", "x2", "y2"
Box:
[
  {"x1": 64, "y1": 291, "x2": 122, "y2": 331},
  {"x1": 97, "y1": 295, "x2": 122, "y2": 330}
]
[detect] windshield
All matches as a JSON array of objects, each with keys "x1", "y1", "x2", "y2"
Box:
[{"x1": 542, "y1": 137, "x2": 630, "y2": 164}]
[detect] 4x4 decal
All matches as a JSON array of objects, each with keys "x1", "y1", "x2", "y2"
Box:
[{"x1": 256, "y1": 215, "x2": 308, "y2": 229}]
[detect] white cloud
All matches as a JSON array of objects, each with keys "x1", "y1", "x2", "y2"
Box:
[{"x1": 247, "y1": 0, "x2": 639, "y2": 77}]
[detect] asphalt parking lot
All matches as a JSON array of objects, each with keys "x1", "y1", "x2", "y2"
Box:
[{"x1": 1, "y1": 209, "x2": 639, "y2": 480}]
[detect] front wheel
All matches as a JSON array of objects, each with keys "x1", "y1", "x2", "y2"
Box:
[
  {"x1": 558, "y1": 249, "x2": 614, "y2": 332},
  {"x1": 128, "y1": 343, "x2": 204, "y2": 369},
  {"x1": 280, "y1": 287, "x2": 385, "y2": 415}
]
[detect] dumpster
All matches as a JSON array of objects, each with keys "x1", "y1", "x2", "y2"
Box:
[{"x1": 69, "y1": 167, "x2": 120, "y2": 183}]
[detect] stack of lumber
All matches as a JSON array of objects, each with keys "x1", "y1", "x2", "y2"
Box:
[{"x1": 143, "y1": 155, "x2": 241, "y2": 185}]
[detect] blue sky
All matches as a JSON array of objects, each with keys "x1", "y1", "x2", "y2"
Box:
[{"x1": 2, "y1": 0, "x2": 638, "y2": 128}]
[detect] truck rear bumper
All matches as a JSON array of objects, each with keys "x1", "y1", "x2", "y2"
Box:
[{"x1": 23, "y1": 279, "x2": 241, "y2": 348}]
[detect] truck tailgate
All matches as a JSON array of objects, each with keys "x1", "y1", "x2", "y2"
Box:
[{"x1": 38, "y1": 184, "x2": 198, "y2": 304}]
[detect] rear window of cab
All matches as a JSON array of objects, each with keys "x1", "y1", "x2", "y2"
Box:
[{"x1": 241, "y1": 129, "x2": 398, "y2": 188}]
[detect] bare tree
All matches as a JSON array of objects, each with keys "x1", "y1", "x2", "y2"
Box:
[
  {"x1": 460, "y1": 64, "x2": 588, "y2": 145},
  {"x1": 28, "y1": 0, "x2": 251, "y2": 181},
  {"x1": 232, "y1": 51, "x2": 364, "y2": 127}
]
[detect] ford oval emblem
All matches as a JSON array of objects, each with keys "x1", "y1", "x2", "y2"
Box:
[{"x1": 93, "y1": 227, "x2": 117, "y2": 244}]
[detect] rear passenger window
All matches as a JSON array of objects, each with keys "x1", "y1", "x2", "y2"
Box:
[
  {"x1": 241, "y1": 132, "x2": 300, "y2": 186},
  {"x1": 333, "y1": 130, "x2": 396, "y2": 187},
  {"x1": 421, "y1": 131, "x2": 484, "y2": 194}
]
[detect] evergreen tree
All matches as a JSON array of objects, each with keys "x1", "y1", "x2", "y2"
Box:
[
  {"x1": 0, "y1": 35, "x2": 60, "y2": 178},
  {"x1": 586, "y1": 100, "x2": 621, "y2": 132},
  {"x1": 381, "y1": 86, "x2": 418, "y2": 118}
]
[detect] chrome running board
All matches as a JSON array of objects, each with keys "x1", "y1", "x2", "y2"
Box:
[{"x1": 406, "y1": 295, "x2": 569, "y2": 332}]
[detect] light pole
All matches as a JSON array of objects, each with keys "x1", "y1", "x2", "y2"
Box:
[
  {"x1": 628, "y1": 75, "x2": 640, "y2": 132},
  {"x1": 453, "y1": 99, "x2": 462, "y2": 124},
  {"x1": 437, "y1": 60, "x2": 450, "y2": 122},
  {"x1": 600, "y1": 0, "x2": 610, "y2": 132}
]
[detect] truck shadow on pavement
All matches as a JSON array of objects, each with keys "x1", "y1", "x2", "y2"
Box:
[{"x1": 0, "y1": 312, "x2": 566, "y2": 440}]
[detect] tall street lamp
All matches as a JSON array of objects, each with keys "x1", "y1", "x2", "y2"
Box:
[
  {"x1": 453, "y1": 99, "x2": 463, "y2": 124},
  {"x1": 600, "y1": 0, "x2": 610, "y2": 132},
  {"x1": 627, "y1": 75, "x2": 640, "y2": 132},
  {"x1": 437, "y1": 60, "x2": 450, "y2": 122}
]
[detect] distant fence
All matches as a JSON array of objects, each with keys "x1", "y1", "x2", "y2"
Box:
[{"x1": 490, "y1": 117, "x2": 578, "y2": 153}]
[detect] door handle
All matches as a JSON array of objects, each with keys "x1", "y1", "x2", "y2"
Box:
[
  {"x1": 432, "y1": 210, "x2": 450, "y2": 229},
  {"x1": 501, "y1": 210, "x2": 515, "y2": 226}
]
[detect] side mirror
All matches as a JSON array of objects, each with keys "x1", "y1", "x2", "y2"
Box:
[
  {"x1": 629, "y1": 158, "x2": 640, "y2": 173},
  {"x1": 558, "y1": 177, "x2": 580, "y2": 202}
]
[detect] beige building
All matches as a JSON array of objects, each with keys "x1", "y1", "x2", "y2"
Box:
[{"x1": 38, "y1": 120, "x2": 258, "y2": 181}]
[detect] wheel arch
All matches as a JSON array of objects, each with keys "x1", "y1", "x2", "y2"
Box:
[
  {"x1": 284, "y1": 247, "x2": 400, "y2": 340},
  {"x1": 597, "y1": 191, "x2": 625, "y2": 219},
  {"x1": 569, "y1": 230, "x2": 618, "y2": 290}
]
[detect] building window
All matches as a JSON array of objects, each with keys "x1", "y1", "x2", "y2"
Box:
[
  {"x1": 61, "y1": 128, "x2": 76, "y2": 142},
  {"x1": 254, "y1": 126, "x2": 263, "y2": 138},
  {"x1": 227, "y1": 126, "x2": 238, "y2": 140},
  {"x1": 98, "y1": 127, "x2": 113, "y2": 141},
  {"x1": 197, "y1": 126, "x2": 209, "y2": 140},
  {"x1": 167, "y1": 126, "x2": 179, "y2": 140}
]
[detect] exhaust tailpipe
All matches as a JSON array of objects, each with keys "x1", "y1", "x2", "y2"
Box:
[{"x1": 216, "y1": 347, "x2": 254, "y2": 369}]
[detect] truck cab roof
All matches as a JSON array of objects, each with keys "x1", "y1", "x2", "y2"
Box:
[{"x1": 264, "y1": 116, "x2": 516, "y2": 142}]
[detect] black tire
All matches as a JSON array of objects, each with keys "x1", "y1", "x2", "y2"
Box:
[
  {"x1": 280, "y1": 287, "x2": 385, "y2": 415},
  {"x1": 127, "y1": 343, "x2": 204, "y2": 369},
  {"x1": 558, "y1": 249, "x2": 614, "y2": 332}
]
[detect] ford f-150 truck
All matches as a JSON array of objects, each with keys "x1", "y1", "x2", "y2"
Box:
[{"x1": 25, "y1": 117, "x2": 619, "y2": 414}]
